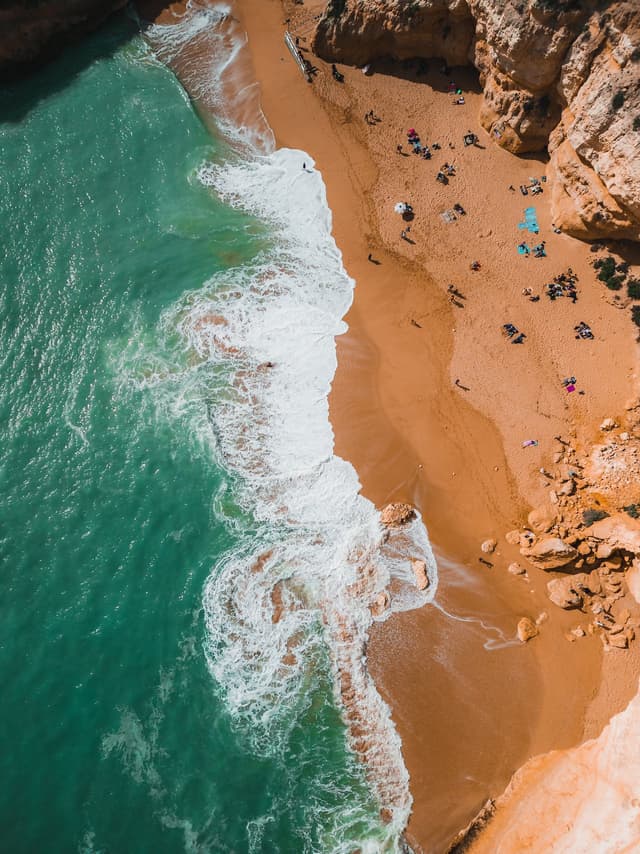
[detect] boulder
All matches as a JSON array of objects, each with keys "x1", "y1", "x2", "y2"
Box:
[
  {"x1": 587, "y1": 570, "x2": 602, "y2": 596},
  {"x1": 607, "y1": 633, "x2": 628, "y2": 649},
  {"x1": 587, "y1": 514, "x2": 640, "y2": 555},
  {"x1": 521, "y1": 537, "x2": 578, "y2": 570},
  {"x1": 481, "y1": 538, "x2": 497, "y2": 554},
  {"x1": 411, "y1": 559, "x2": 430, "y2": 591},
  {"x1": 600, "y1": 418, "x2": 618, "y2": 432},
  {"x1": 380, "y1": 502, "x2": 415, "y2": 528},
  {"x1": 596, "y1": 543, "x2": 614, "y2": 560},
  {"x1": 508, "y1": 562, "x2": 526, "y2": 575},
  {"x1": 505, "y1": 529, "x2": 522, "y2": 546},
  {"x1": 517, "y1": 617, "x2": 538, "y2": 643},
  {"x1": 527, "y1": 507, "x2": 555, "y2": 534},
  {"x1": 547, "y1": 575, "x2": 587, "y2": 609},
  {"x1": 519, "y1": 531, "x2": 536, "y2": 548}
]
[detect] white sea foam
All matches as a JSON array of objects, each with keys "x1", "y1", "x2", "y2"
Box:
[
  {"x1": 142, "y1": 1, "x2": 274, "y2": 154},
  {"x1": 141, "y1": 8, "x2": 439, "y2": 849},
  {"x1": 189, "y1": 148, "x2": 437, "y2": 846}
]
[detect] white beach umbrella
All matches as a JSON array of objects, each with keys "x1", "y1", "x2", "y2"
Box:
[{"x1": 394, "y1": 202, "x2": 406, "y2": 214}]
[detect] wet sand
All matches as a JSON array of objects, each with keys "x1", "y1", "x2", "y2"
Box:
[{"x1": 138, "y1": 0, "x2": 640, "y2": 849}]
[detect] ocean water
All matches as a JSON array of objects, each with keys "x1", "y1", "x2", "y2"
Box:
[{"x1": 0, "y1": 12, "x2": 436, "y2": 853}]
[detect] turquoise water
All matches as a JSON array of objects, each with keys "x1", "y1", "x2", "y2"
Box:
[{"x1": 0, "y1": 19, "x2": 389, "y2": 852}]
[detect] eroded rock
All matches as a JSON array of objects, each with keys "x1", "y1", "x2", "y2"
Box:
[
  {"x1": 522, "y1": 537, "x2": 578, "y2": 570},
  {"x1": 380, "y1": 502, "x2": 416, "y2": 528},
  {"x1": 508, "y1": 562, "x2": 526, "y2": 575},
  {"x1": 517, "y1": 617, "x2": 538, "y2": 643},
  {"x1": 547, "y1": 575, "x2": 587, "y2": 609},
  {"x1": 481, "y1": 538, "x2": 497, "y2": 554},
  {"x1": 411, "y1": 558, "x2": 430, "y2": 591},
  {"x1": 527, "y1": 508, "x2": 555, "y2": 534}
]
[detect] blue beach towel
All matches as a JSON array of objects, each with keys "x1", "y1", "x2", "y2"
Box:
[
  {"x1": 518, "y1": 207, "x2": 539, "y2": 234},
  {"x1": 517, "y1": 243, "x2": 530, "y2": 255}
]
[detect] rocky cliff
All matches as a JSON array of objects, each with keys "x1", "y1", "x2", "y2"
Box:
[
  {"x1": 0, "y1": 0, "x2": 128, "y2": 79},
  {"x1": 313, "y1": 0, "x2": 640, "y2": 242}
]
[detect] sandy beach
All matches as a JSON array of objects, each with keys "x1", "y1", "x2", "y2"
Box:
[{"x1": 139, "y1": 0, "x2": 640, "y2": 849}]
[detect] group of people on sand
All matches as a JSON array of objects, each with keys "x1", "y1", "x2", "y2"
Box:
[
  {"x1": 575, "y1": 321, "x2": 594, "y2": 339},
  {"x1": 518, "y1": 240, "x2": 546, "y2": 258},
  {"x1": 545, "y1": 268, "x2": 578, "y2": 302},
  {"x1": 502, "y1": 323, "x2": 526, "y2": 344},
  {"x1": 400, "y1": 128, "x2": 442, "y2": 160}
]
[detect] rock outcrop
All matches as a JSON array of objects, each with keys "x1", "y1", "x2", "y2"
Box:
[
  {"x1": 380, "y1": 501, "x2": 416, "y2": 527},
  {"x1": 312, "y1": 0, "x2": 640, "y2": 241},
  {"x1": 516, "y1": 616, "x2": 538, "y2": 642},
  {"x1": 462, "y1": 684, "x2": 640, "y2": 853},
  {"x1": 546, "y1": 573, "x2": 591, "y2": 608},
  {"x1": 521, "y1": 536, "x2": 578, "y2": 569},
  {"x1": 0, "y1": 0, "x2": 128, "y2": 79}
]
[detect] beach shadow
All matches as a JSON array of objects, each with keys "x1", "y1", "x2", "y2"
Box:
[
  {"x1": 366, "y1": 56, "x2": 483, "y2": 96},
  {"x1": 0, "y1": 12, "x2": 136, "y2": 122},
  {"x1": 401, "y1": 237, "x2": 416, "y2": 245},
  {"x1": 606, "y1": 239, "x2": 640, "y2": 267}
]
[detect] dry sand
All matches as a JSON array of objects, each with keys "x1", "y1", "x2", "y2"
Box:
[{"x1": 139, "y1": 0, "x2": 640, "y2": 850}]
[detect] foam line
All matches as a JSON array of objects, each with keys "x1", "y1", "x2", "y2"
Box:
[{"x1": 140, "y1": 8, "x2": 441, "y2": 848}]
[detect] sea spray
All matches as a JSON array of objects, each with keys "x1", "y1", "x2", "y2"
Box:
[
  {"x1": 142, "y1": 5, "x2": 440, "y2": 847},
  {"x1": 0, "y1": 17, "x2": 438, "y2": 851},
  {"x1": 142, "y1": 1, "x2": 275, "y2": 154},
  {"x1": 192, "y1": 148, "x2": 438, "y2": 839}
]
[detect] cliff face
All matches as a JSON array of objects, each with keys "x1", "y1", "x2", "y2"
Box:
[
  {"x1": 313, "y1": 0, "x2": 640, "y2": 242},
  {"x1": 0, "y1": 0, "x2": 128, "y2": 79},
  {"x1": 464, "y1": 675, "x2": 640, "y2": 853}
]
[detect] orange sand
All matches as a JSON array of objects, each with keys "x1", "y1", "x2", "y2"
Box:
[{"x1": 138, "y1": 1, "x2": 640, "y2": 850}]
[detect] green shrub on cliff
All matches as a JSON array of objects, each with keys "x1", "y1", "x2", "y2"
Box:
[
  {"x1": 595, "y1": 255, "x2": 624, "y2": 289},
  {"x1": 628, "y1": 279, "x2": 640, "y2": 300}
]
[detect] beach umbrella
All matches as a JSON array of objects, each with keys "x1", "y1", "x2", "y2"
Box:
[{"x1": 394, "y1": 202, "x2": 407, "y2": 214}]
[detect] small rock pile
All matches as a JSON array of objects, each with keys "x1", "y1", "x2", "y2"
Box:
[
  {"x1": 503, "y1": 514, "x2": 639, "y2": 649},
  {"x1": 496, "y1": 410, "x2": 640, "y2": 647}
]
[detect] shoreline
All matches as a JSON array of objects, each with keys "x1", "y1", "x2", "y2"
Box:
[{"x1": 139, "y1": 1, "x2": 640, "y2": 850}]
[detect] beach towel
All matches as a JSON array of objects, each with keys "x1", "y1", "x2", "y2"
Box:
[
  {"x1": 518, "y1": 207, "x2": 539, "y2": 234},
  {"x1": 441, "y1": 210, "x2": 457, "y2": 223},
  {"x1": 517, "y1": 244, "x2": 530, "y2": 255}
]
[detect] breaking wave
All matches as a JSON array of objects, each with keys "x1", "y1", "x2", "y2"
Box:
[{"x1": 134, "y1": 5, "x2": 440, "y2": 849}]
